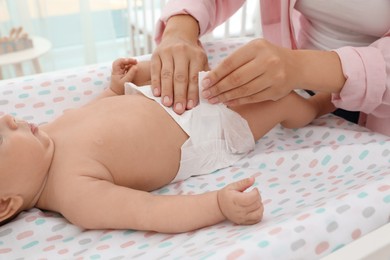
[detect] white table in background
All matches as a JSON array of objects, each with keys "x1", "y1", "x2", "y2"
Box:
[{"x1": 0, "y1": 36, "x2": 52, "y2": 79}]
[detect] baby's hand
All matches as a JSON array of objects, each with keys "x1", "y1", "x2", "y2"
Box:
[
  {"x1": 217, "y1": 177, "x2": 263, "y2": 225},
  {"x1": 110, "y1": 58, "x2": 138, "y2": 94}
]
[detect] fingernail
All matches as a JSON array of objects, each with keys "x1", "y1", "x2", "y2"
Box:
[
  {"x1": 153, "y1": 88, "x2": 159, "y2": 96},
  {"x1": 163, "y1": 96, "x2": 170, "y2": 106},
  {"x1": 187, "y1": 100, "x2": 194, "y2": 109},
  {"x1": 202, "y1": 90, "x2": 211, "y2": 98},
  {"x1": 175, "y1": 102, "x2": 183, "y2": 111},
  {"x1": 202, "y1": 78, "x2": 211, "y2": 88},
  {"x1": 209, "y1": 97, "x2": 219, "y2": 104}
]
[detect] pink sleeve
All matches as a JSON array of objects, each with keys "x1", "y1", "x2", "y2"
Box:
[
  {"x1": 154, "y1": 0, "x2": 245, "y2": 43},
  {"x1": 331, "y1": 36, "x2": 390, "y2": 118}
]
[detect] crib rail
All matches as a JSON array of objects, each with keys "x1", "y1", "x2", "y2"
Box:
[{"x1": 127, "y1": 0, "x2": 261, "y2": 56}]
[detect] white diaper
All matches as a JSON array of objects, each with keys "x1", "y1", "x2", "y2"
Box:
[{"x1": 124, "y1": 72, "x2": 255, "y2": 182}]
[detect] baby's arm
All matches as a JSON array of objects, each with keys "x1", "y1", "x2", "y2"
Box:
[
  {"x1": 61, "y1": 177, "x2": 262, "y2": 233},
  {"x1": 110, "y1": 58, "x2": 152, "y2": 94},
  {"x1": 97, "y1": 58, "x2": 152, "y2": 99}
]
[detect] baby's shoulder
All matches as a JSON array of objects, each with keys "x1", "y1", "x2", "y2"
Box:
[
  {"x1": 39, "y1": 163, "x2": 113, "y2": 213},
  {"x1": 50, "y1": 159, "x2": 113, "y2": 188}
]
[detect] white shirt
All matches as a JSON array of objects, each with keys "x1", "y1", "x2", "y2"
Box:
[{"x1": 294, "y1": 0, "x2": 390, "y2": 50}]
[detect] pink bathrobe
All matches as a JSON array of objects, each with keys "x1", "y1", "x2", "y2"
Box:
[{"x1": 155, "y1": 0, "x2": 390, "y2": 136}]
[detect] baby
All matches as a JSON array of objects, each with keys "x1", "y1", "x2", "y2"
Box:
[{"x1": 0, "y1": 58, "x2": 335, "y2": 233}]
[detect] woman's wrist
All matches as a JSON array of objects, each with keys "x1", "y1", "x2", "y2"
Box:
[
  {"x1": 162, "y1": 14, "x2": 200, "y2": 43},
  {"x1": 292, "y1": 49, "x2": 346, "y2": 93}
]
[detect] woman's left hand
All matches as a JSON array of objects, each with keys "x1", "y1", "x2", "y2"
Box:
[{"x1": 201, "y1": 38, "x2": 299, "y2": 106}]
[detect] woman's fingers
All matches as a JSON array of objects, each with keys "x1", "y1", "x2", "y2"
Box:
[
  {"x1": 171, "y1": 49, "x2": 192, "y2": 114},
  {"x1": 159, "y1": 53, "x2": 174, "y2": 107},
  {"x1": 150, "y1": 40, "x2": 208, "y2": 113},
  {"x1": 186, "y1": 64, "x2": 200, "y2": 109},
  {"x1": 201, "y1": 42, "x2": 256, "y2": 90},
  {"x1": 201, "y1": 39, "x2": 295, "y2": 105},
  {"x1": 202, "y1": 59, "x2": 267, "y2": 103},
  {"x1": 150, "y1": 53, "x2": 162, "y2": 96}
]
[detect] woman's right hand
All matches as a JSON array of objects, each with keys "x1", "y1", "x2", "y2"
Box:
[{"x1": 151, "y1": 15, "x2": 209, "y2": 115}]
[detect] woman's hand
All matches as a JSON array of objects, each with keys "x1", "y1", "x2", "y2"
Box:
[
  {"x1": 201, "y1": 38, "x2": 346, "y2": 106},
  {"x1": 201, "y1": 38, "x2": 299, "y2": 106},
  {"x1": 151, "y1": 15, "x2": 209, "y2": 115}
]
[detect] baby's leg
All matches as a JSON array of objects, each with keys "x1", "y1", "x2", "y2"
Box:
[{"x1": 230, "y1": 91, "x2": 334, "y2": 140}]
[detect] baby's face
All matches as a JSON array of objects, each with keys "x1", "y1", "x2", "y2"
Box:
[{"x1": 0, "y1": 115, "x2": 54, "y2": 194}]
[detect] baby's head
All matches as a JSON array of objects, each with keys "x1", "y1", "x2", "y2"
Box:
[{"x1": 0, "y1": 115, "x2": 54, "y2": 223}]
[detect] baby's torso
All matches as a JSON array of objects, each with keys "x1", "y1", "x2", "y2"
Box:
[{"x1": 43, "y1": 94, "x2": 188, "y2": 192}]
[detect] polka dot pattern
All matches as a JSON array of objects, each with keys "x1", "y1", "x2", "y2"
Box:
[{"x1": 0, "y1": 38, "x2": 390, "y2": 259}]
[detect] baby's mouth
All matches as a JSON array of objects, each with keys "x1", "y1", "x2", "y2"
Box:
[{"x1": 29, "y1": 123, "x2": 38, "y2": 134}]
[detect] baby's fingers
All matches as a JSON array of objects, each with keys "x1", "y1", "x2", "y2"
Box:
[
  {"x1": 244, "y1": 197, "x2": 263, "y2": 213},
  {"x1": 235, "y1": 187, "x2": 261, "y2": 207},
  {"x1": 112, "y1": 58, "x2": 137, "y2": 73},
  {"x1": 122, "y1": 66, "x2": 138, "y2": 82},
  {"x1": 120, "y1": 57, "x2": 137, "y2": 66},
  {"x1": 228, "y1": 177, "x2": 255, "y2": 192},
  {"x1": 242, "y1": 206, "x2": 264, "y2": 225}
]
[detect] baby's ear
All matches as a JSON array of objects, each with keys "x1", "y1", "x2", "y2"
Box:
[{"x1": 0, "y1": 196, "x2": 24, "y2": 222}]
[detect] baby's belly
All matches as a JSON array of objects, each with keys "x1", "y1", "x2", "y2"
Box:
[{"x1": 59, "y1": 95, "x2": 189, "y2": 191}]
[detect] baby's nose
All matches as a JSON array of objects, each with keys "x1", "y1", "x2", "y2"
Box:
[
  {"x1": 0, "y1": 115, "x2": 17, "y2": 129},
  {"x1": 0, "y1": 114, "x2": 12, "y2": 123}
]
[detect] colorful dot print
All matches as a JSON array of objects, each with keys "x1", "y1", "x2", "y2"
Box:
[{"x1": 0, "y1": 38, "x2": 389, "y2": 259}]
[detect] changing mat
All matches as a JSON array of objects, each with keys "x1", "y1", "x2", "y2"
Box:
[{"x1": 0, "y1": 38, "x2": 389, "y2": 260}]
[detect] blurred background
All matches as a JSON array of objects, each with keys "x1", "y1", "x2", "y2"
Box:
[{"x1": 0, "y1": 0, "x2": 260, "y2": 79}]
